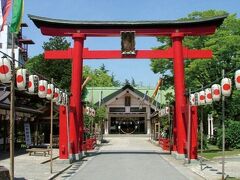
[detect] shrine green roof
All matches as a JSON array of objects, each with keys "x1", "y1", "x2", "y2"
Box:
[{"x1": 85, "y1": 85, "x2": 174, "y2": 106}]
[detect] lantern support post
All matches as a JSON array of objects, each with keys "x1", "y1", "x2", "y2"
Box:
[
  {"x1": 50, "y1": 78, "x2": 54, "y2": 173},
  {"x1": 187, "y1": 89, "x2": 191, "y2": 164},
  {"x1": 9, "y1": 33, "x2": 16, "y2": 180},
  {"x1": 221, "y1": 69, "x2": 225, "y2": 180},
  {"x1": 200, "y1": 85, "x2": 204, "y2": 171},
  {"x1": 65, "y1": 92, "x2": 71, "y2": 163}
]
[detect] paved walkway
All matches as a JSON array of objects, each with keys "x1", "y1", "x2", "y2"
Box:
[
  {"x1": 0, "y1": 148, "x2": 71, "y2": 180},
  {"x1": 187, "y1": 156, "x2": 240, "y2": 180},
  {"x1": 1, "y1": 136, "x2": 239, "y2": 179},
  {"x1": 67, "y1": 136, "x2": 202, "y2": 180}
]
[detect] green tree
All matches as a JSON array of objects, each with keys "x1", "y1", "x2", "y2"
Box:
[
  {"x1": 151, "y1": 10, "x2": 240, "y2": 118},
  {"x1": 150, "y1": 10, "x2": 240, "y2": 148},
  {"x1": 131, "y1": 77, "x2": 137, "y2": 87},
  {"x1": 99, "y1": 64, "x2": 109, "y2": 73},
  {"x1": 123, "y1": 79, "x2": 130, "y2": 85},
  {"x1": 217, "y1": 120, "x2": 240, "y2": 149},
  {"x1": 83, "y1": 65, "x2": 118, "y2": 87},
  {"x1": 26, "y1": 37, "x2": 120, "y2": 100},
  {"x1": 111, "y1": 73, "x2": 121, "y2": 87},
  {"x1": 26, "y1": 37, "x2": 72, "y2": 90}
]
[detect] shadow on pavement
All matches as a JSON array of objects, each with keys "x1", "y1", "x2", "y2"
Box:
[
  {"x1": 0, "y1": 149, "x2": 27, "y2": 161},
  {"x1": 85, "y1": 150, "x2": 171, "y2": 158}
]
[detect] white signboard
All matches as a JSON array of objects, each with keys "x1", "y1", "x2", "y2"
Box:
[{"x1": 24, "y1": 123, "x2": 32, "y2": 146}]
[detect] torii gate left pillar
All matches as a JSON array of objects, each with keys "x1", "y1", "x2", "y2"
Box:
[
  {"x1": 68, "y1": 33, "x2": 85, "y2": 160},
  {"x1": 56, "y1": 33, "x2": 86, "y2": 160}
]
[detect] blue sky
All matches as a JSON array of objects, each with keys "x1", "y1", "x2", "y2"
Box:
[{"x1": 20, "y1": 0, "x2": 240, "y2": 87}]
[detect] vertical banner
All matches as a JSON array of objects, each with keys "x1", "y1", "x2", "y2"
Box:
[
  {"x1": 10, "y1": 0, "x2": 24, "y2": 33},
  {"x1": 0, "y1": 0, "x2": 12, "y2": 31},
  {"x1": 24, "y1": 123, "x2": 31, "y2": 146}
]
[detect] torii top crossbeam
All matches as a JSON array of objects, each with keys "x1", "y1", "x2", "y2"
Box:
[{"x1": 29, "y1": 14, "x2": 227, "y2": 37}]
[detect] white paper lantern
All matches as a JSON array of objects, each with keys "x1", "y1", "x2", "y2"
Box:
[
  {"x1": 65, "y1": 93, "x2": 69, "y2": 105},
  {"x1": 52, "y1": 88, "x2": 60, "y2": 102},
  {"x1": 56, "y1": 91, "x2": 63, "y2": 105},
  {"x1": 221, "y1": 78, "x2": 232, "y2": 97},
  {"x1": 211, "y1": 84, "x2": 221, "y2": 101},
  {"x1": 61, "y1": 92, "x2": 66, "y2": 105},
  {"x1": 190, "y1": 94, "x2": 195, "y2": 106},
  {"x1": 165, "y1": 107, "x2": 170, "y2": 114},
  {"x1": 198, "y1": 91, "x2": 205, "y2": 105},
  {"x1": 0, "y1": 57, "x2": 12, "y2": 83},
  {"x1": 235, "y1": 70, "x2": 240, "y2": 90},
  {"x1": 205, "y1": 88, "x2": 212, "y2": 104},
  {"x1": 92, "y1": 109, "x2": 96, "y2": 117},
  {"x1": 16, "y1": 68, "x2": 27, "y2": 90},
  {"x1": 89, "y1": 108, "x2": 92, "y2": 117},
  {"x1": 86, "y1": 107, "x2": 90, "y2": 115},
  {"x1": 46, "y1": 84, "x2": 54, "y2": 100},
  {"x1": 194, "y1": 92, "x2": 199, "y2": 106},
  {"x1": 38, "y1": 80, "x2": 48, "y2": 98},
  {"x1": 28, "y1": 75, "x2": 39, "y2": 94}
]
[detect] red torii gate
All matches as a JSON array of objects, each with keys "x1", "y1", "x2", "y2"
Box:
[{"x1": 29, "y1": 14, "x2": 226, "y2": 160}]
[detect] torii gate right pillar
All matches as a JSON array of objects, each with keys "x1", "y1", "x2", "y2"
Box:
[{"x1": 171, "y1": 32, "x2": 187, "y2": 155}]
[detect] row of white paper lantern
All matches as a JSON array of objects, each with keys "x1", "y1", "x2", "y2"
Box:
[
  {"x1": 158, "y1": 107, "x2": 170, "y2": 117},
  {"x1": 0, "y1": 57, "x2": 68, "y2": 106},
  {"x1": 190, "y1": 74, "x2": 236, "y2": 106},
  {"x1": 85, "y1": 107, "x2": 96, "y2": 117}
]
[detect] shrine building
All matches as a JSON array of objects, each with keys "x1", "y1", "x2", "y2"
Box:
[{"x1": 85, "y1": 84, "x2": 173, "y2": 135}]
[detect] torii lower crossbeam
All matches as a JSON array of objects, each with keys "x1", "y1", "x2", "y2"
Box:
[{"x1": 44, "y1": 48, "x2": 212, "y2": 60}]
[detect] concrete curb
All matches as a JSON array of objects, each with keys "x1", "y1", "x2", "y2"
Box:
[{"x1": 48, "y1": 164, "x2": 72, "y2": 180}]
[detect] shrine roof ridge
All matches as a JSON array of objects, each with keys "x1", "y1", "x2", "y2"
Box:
[{"x1": 29, "y1": 14, "x2": 227, "y2": 28}]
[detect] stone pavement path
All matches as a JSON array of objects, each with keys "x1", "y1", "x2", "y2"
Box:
[
  {"x1": 187, "y1": 156, "x2": 240, "y2": 180},
  {"x1": 0, "y1": 149, "x2": 71, "y2": 180},
  {"x1": 65, "y1": 136, "x2": 203, "y2": 180}
]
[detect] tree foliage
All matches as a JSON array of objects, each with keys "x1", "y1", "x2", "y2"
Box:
[
  {"x1": 151, "y1": 10, "x2": 240, "y2": 118},
  {"x1": 217, "y1": 120, "x2": 240, "y2": 149},
  {"x1": 26, "y1": 37, "x2": 120, "y2": 101},
  {"x1": 83, "y1": 65, "x2": 118, "y2": 87},
  {"x1": 150, "y1": 10, "x2": 240, "y2": 147},
  {"x1": 26, "y1": 37, "x2": 71, "y2": 90}
]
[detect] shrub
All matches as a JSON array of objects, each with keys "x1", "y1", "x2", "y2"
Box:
[
  {"x1": 198, "y1": 133, "x2": 208, "y2": 150},
  {"x1": 217, "y1": 120, "x2": 240, "y2": 149}
]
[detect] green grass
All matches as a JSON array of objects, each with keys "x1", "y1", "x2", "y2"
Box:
[{"x1": 199, "y1": 145, "x2": 240, "y2": 160}]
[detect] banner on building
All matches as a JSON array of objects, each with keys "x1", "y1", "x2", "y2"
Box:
[{"x1": 24, "y1": 123, "x2": 31, "y2": 146}]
